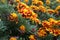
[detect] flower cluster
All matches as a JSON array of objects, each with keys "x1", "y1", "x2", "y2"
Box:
[
  {"x1": 17, "y1": 2, "x2": 41, "y2": 24},
  {"x1": 30, "y1": 0, "x2": 60, "y2": 14},
  {"x1": 37, "y1": 18, "x2": 60, "y2": 37}
]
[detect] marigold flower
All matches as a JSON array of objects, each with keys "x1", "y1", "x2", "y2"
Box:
[
  {"x1": 29, "y1": 35, "x2": 36, "y2": 40},
  {"x1": 8, "y1": 13, "x2": 18, "y2": 24},
  {"x1": 53, "y1": 29, "x2": 60, "y2": 36},
  {"x1": 22, "y1": 8, "x2": 32, "y2": 18},
  {"x1": 11, "y1": 13, "x2": 18, "y2": 18},
  {"x1": 47, "y1": 9, "x2": 55, "y2": 14},
  {"x1": 42, "y1": 20, "x2": 52, "y2": 28},
  {"x1": 50, "y1": 29, "x2": 60, "y2": 36},
  {"x1": 32, "y1": 0, "x2": 39, "y2": 4},
  {"x1": 37, "y1": 28, "x2": 47, "y2": 37},
  {"x1": 46, "y1": 0, "x2": 50, "y2": 5},
  {"x1": 19, "y1": 25, "x2": 25, "y2": 32},
  {"x1": 38, "y1": 6, "x2": 46, "y2": 13},
  {"x1": 9, "y1": 37, "x2": 17, "y2": 40},
  {"x1": 48, "y1": 18, "x2": 58, "y2": 25},
  {"x1": 49, "y1": 28, "x2": 60, "y2": 36},
  {"x1": 37, "y1": 1, "x2": 43, "y2": 6},
  {"x1": 30, "y1": 5, "x2": 39, "y2": 11}
]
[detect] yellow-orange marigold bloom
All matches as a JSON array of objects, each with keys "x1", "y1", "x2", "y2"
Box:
[
  {"x1": 29, "y1": 35, "x2": 36, "y2": 40},
  {"x1": 46, "y1": 0, "x2": 50, "y2": 5},
  {"x1": 8, "y1": 13, "x2": 18, "y2": 24},
  {"x1": 49, "y1": 28, "x2": 60, "y2": 36},
  {"x1": 48, "y1": 18, "x2": 58, "y2": 25},
  {"x1": 37, "y1": 28, "x2": 47, "y2": 37},
  {"x1": 47, "y1": 9, "x2": 55, "y2": 14},
  {"x1": 32, "y1": 0, "x2": 39, "y2": 4},
  {"x1": 50, "y1": 29, "x2": 60, "y2": 36},
  {"x1": 9, "y1": 37, "x2": 17, "y2": 40},
  {"x1": 30, "y1": 5, "x2": 39, "y2": 11},
  {"x1": 19, "y1": 25, "x2": 25, "y2": 31},
  {"x1": 53, "y1": 29, "x2": 60, "y2": 36},
  {"x1": 11, "y1": 13, "x2": 17, "y2": 18},
  {"x1": 37, "y1": 1, "x2": 43, "y2": 6},
  {"x1": 42, "y1": 20, "x2": 52, "y2": 28},
  {"x1": 39, "y1": 6, "x2": 46, "y2": 13}
]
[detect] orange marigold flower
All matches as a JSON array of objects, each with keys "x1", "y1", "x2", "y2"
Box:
[
  {"x1": 32, "y1": 0, "x2": 39, "y2": 4},
  {"x1": 19, "y1": 25, "x2": 25, "y2": 32},
  {"x1": 39, "y1": 6, "x2": 46, "y2": 13},
  {"x1": 42, "y1": 20, "x2": 52, "y2": 28},
  {"x1": 48, "y1": 18, "x2": 58, "y2": 25},
  {"x1": 8, "y1": 13, "x2": 18, "y2": 24},
  {"x1": 37, "y1": 1, "x2": 43, "y2": 6},
  {"x1": 37, "y1": 28, "x2": 47, "y2": 37},
  {"x1": 11, "y1": 13, "x2": 17, "y2": 18},
  {"x1": 29, "y1": 35, "x2": 36, "y2": 40},
  {"x1": 9, "y1": 37, "x2": 17, "y2": 40},
  {"x1": 50, "y1": 29, "x2": 60, "y2": 36},
  {"x1": 21, "y1": 8, "x2": 32, "y2": 18},
  {"x1": 49, "y1": 28, "x2": 60, "y2": 36},
  {"x1": 47, "y1": 9, "x2": 55, "y2": 14},
  {"x1": 30, "y1": 5, "x2": 39, "y2": 11},
  {"x1": 46, "y1": 0, "x2": 50, "y2": 5}
]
